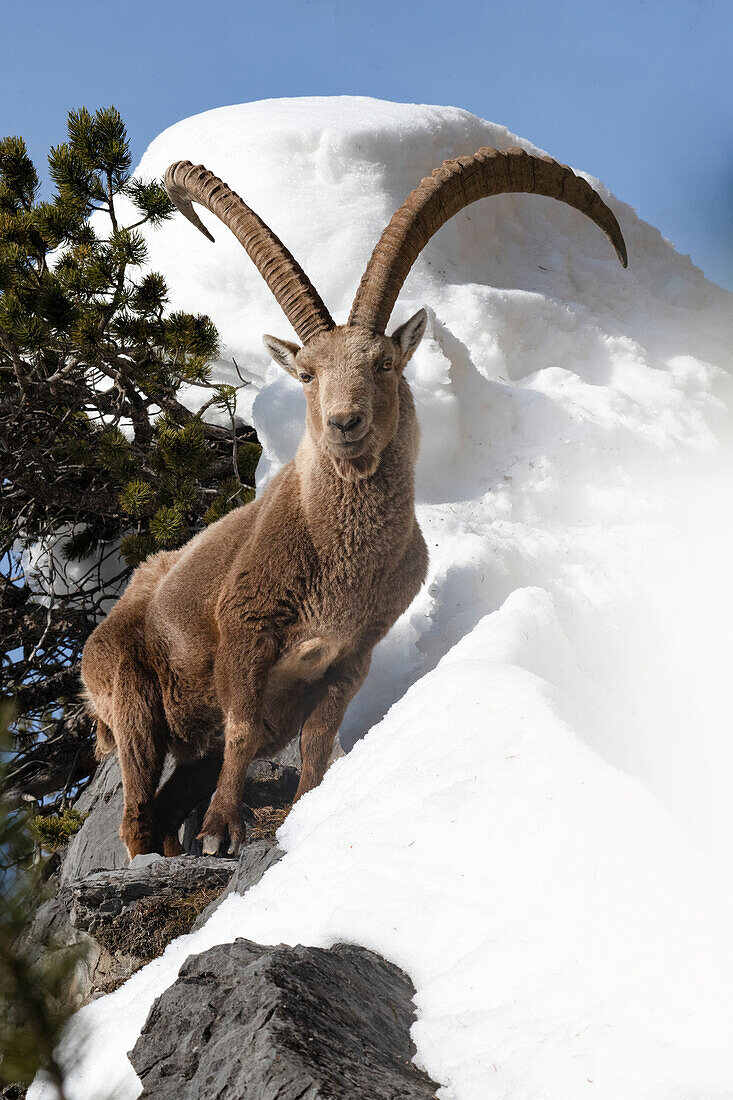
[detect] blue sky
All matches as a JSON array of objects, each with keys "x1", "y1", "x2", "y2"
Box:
[{"x1": 2, "y1": 0, "x2": 731, "y2": 288}]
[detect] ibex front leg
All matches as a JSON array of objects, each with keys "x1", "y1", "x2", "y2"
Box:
[
  {"x1": 201, "y1": 628, "x2": 278, "y2": 855},
  {"x1": 294, "y1": 650, "x2": 372, "y2": 803}
]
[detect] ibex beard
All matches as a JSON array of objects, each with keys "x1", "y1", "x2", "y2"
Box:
[{"x1": 81, "y1": 147, "x2": 626, "y2": 859}]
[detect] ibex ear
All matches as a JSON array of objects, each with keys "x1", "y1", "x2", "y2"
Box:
[
  {"x1": 390, "y1": 308, "x2": 427, "y2": 367},
  {"x1": 263, "y1": 334, "x2": 301, "y2": 378}
]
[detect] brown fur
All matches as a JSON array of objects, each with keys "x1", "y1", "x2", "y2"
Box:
[{"x1": 81, "y1": 316, "x2": 429, "y2": 858}]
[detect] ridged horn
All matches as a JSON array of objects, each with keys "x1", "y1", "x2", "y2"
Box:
[
  {"x1": 164, "y1": 161, "x2": 334, "y2": 344},
  {"x1": 348, "y1": 146, "x2": 628, "y2": 334}
]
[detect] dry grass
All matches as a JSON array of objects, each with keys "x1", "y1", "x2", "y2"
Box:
[
  {"x1": 250, "y1": 805, "x2": 290, "y2": 840},
  {"x1": 93, "y1": 885, "x2": 224, "y2": 968}
]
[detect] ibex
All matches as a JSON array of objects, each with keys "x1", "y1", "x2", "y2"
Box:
[{"x1": 81, "y1": 147, "x2": 627, "y2": 858}]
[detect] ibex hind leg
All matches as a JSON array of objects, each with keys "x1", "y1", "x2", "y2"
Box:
[
  {"x1": 152, "y1": 749, "x2": 223, "y2": 856},
  {"x1": 112, "y1": 656, "x2": 168, "y2": 859}
]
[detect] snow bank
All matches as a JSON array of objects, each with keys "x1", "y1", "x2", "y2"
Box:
[{"x1": 30, "y1": 96, "x2": 733, "y2": 1100}]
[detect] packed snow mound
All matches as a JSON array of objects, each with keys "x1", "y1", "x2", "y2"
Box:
[
  {"x1": 32, "y1": 598, "x2": 733, "y2": 1100},
  {"x1": 30, "y1": 97, "x2": 733, "y2": 1100}
]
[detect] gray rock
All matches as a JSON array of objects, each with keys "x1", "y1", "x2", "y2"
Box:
[
  {"x1": 28, "y1": 855, "x2": 238, "y2": 1006},
  {"x1": 178, "y1": 798, "x2": 207, "y2": 857},
  {"x1": 24, "y1": 894, "x2": 101, "y2": 1012},
  {"x1": 59, "y1": 756, "x2": 128, "y2": 885},
  {"x1": 192, "y1": 839, "x2": 283, "y2": 930},
  {"x1": 128, "y1": 852, "x2": 167, "y2": 870},
  {"x1": 226, "y1": 839, "x2": 283, "y2": 896},
  {"x1": 272, "y1": 735, "x2": 302, "y2": 770},
  {"x1": 273, "y1": 732, "x2": 343, "y2": 770},
  {"x1": 130, "y1": 939, "x2": 439, "y2": 1099},
  {"x1": 70, "y1": 854, "x2": 236, "y2": 934},
  {"x1": 243, "y1": 759, "x2": 300, "y2": 808}
]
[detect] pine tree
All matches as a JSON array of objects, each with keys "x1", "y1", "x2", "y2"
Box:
[
  {"x1": 0, "y1": 107, "x2": 261, "y2": 809},
  {"x1": 0, "y1": 705, "x2": 83, "y2": 1099}
]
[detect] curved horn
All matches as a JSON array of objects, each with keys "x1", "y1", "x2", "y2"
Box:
[
  {"x1": 164, "y1": 161, "x2": 334, "y2": 344},
  {"x1": 348, "y1": 147, "x2": 628, "y2": 334}
]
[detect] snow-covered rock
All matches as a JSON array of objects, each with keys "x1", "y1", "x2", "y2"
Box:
[{"x1": 29, "y1": 96, "x2": 733, "y2": 1100}]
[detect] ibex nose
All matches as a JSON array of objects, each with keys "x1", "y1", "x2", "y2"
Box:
[{"x1": 327, "y1": 413, "x2": 363, "y2": 436}]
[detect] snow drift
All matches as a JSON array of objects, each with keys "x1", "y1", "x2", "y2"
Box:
[{"x1": 29, "y1": 97, "x2": 733, "y2": 1100}]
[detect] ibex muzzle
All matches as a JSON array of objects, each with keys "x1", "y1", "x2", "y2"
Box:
[{"x1": 327, "y1": 413, "x2": 363, "y2": 439}]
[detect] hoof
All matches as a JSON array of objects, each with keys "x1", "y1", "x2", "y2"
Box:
[
  {"x1": 120, "y1": 824, "x2": 155, "y2": 860},
  {"x1": 201, "y1": 834, "x2": 225, "y2": 857},
  {"x1": 199, "y1": 801, "x2": 246, "y2": 857},
  {"x1": 199, "y1": 830, "x2": 242, "y2": 857},
  {"x1": 163, "y1": 834, "x2": 184, "y2": 857}
]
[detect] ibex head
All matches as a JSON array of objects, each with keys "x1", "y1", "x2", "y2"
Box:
[
  {"x1": 261, "y1": 316, "x2": 426, "y2": 480},
  {"x1": 165, "y1": 148, "x2": 627, "y2": 480}
]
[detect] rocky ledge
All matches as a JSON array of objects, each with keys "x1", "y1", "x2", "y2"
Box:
[
  {"x1": 27, "y1": 841, "x2": 285, "y2": 1007},
  {"x1": 22, "y1": 739, "x2": 441, "y2": 1096}
]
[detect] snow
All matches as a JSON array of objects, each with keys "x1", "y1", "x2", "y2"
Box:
[{"x1": 29, "y1": 96, "x2": 733, "y2": 1099}]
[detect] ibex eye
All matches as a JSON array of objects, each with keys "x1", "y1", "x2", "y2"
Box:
[
  {"x1": 377, "y1": 359, "x2": 393, "y2": 373},
  {"x1": 299, "y1": 373, "x2": 313, "y2": 384}
]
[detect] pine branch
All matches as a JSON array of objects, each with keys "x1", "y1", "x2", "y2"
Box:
[{"x1": 1, "y1": 104, "x2": 261, "y2": 804}]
